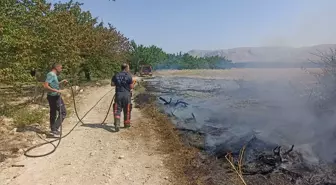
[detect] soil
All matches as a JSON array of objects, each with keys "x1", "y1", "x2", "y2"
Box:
[{"x1": 0, "y1": 84, "x2": 180, "y2": 185}]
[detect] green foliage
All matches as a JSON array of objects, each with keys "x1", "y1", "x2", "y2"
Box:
[
  {"x1": 0, "y1": 100, "x2": 46, "y2": 128},
  {"x1": 129, "y1": 40, "x2": 168, "y2": 73},
  {"x1": 13, "y1": 108, "x2": 47, "y2": 128},
  {"x1": 129, "y1": 41, "x2": 232, "y2": 71},
  {"x1": 0, "y1": 102, "x2": 17, "y2": 117},
  {"x1": 0, "y1": 0, "x2": 130, "y2": 85},
  {"x1": 0, "y1": 0, "x2": 231, "y2": 86},
  {"x1": 159, "y1": 54, "x2": 232, "y2": 70}
]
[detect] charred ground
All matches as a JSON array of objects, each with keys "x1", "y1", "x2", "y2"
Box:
[{"x1": 136, "y1": 69, "x2": 336, "y2": 185}]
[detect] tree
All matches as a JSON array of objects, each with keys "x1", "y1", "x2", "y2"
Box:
[
  {"x1": 0, "y1": 0, "x2": 130, "y2": 85},
  {"x1": 130, "y1": 42, "x2": 168, "y2": 72},
  {"x1": 154, "y1": 53, "x2": 232, "y2": 70},
  {"x1": 0, "y1": 0, "x2": 231, "y2": 87},
  {"x1": 307, "y1": 48, "x2": 336, "y2": 112}
]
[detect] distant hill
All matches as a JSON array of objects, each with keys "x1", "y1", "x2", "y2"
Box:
[{"x1": 188, "y1": 44, "x2": 336, "y2": 63}]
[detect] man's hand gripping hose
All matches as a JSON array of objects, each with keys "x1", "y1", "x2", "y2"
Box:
[{"x1": 24, "y1": 84, "x2": 115, "y2": 158}]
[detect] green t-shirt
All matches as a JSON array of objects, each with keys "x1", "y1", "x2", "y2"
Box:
[{"x1": 45, "y1": 71, "x2": 60, "y2": 96}]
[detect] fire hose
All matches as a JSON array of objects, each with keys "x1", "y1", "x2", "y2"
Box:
[{"x1": 24, "y1": 84, "x2": 115, "y2": 158}]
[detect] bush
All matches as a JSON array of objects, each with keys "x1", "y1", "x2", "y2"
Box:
[
  {"x1": 13, "y1": 108, "x2": 47, "y2": 128},
  {"x1": 0, "y1": 103, "x2": 17, "y2": 117}
]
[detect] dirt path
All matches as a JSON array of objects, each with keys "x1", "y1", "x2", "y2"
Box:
[{"x1": 0, "y1": 85, "x2": 171, "y2": 185}]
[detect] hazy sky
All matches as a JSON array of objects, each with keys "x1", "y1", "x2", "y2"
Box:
[{"x1": 51, "y1": 0, "x2": 336, "y2": 53}]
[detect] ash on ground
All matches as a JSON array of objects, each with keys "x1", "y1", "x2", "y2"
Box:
[{"x1": 144, "y1": 74, "x2": 336, "y2": 185}]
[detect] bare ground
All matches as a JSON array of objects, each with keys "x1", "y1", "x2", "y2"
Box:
[
  {"x1": 155, "y1": 68, "x2": 320, "y2": 82},
  {"x1": 0, "y1": 84, "x2": 181, "y2": 185}
]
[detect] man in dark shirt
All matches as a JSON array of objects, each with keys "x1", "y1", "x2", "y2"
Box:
[{"x1": 111, "y1": 63, "x2": 134, "y2": 132}]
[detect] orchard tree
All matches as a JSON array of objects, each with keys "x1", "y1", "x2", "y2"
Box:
[{"x1": 0, "y1": 0, "x2": 130, "y2": 84}]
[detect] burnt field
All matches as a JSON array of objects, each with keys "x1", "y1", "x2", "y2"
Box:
[{"x1": 144, "y1": 69, "x2": 336, "y2": 185}]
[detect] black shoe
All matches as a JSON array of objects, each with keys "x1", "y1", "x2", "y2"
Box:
[
  {"x1": 55, "y1": 130, "x2": 61, "y2": 135},
  {"x1": 50, "y1": 130, "x2": 61, "y2": 136}
]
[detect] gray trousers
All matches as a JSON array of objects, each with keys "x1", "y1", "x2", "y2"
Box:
[
  {"x1": 113, "y1": 92, "x2": 132, "y2": 124},
  {"x1": 47, "y1": 95, "x2": 66, "y2": 131}
]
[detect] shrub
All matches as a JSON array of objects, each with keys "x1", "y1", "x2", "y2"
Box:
[
  {"x1": 0, "y1": 102, "x2": 17, "y2": 117},
  {"x1": 13, "y1": 108, "x2": 47, "y2": 128}
]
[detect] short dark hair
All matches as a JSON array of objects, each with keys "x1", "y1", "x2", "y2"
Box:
[
  {"x1": 121, "y1": 63, "x2": 128, "y2": 71},
  {"x1": 52, "y1": 63, "x2": 62, "y2": 69}
]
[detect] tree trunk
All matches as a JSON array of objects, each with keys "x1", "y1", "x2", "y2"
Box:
[
  {"x1": 84, "y1": 68, "x2": 91, "y2": 81},
  {"x1": 40, "y1": 89, "x2": 45, "y2": 104}
]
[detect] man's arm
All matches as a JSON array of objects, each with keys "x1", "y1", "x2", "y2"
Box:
[
  {"x1": 43, "y1": 82, "x2": 59, "y2": 93},
  {"x1": 111, "y1": 75, "x2": 116, "y2": 86},
  {"x1": 128, "y1": 75, "x2": 135, "y2": 89},
  {"x1": 59, "y1": 79, "x2": 68, "y2": 84}
]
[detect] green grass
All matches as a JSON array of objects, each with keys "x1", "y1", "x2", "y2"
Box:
[
  {"x1": 13, "y1": 108, "x2": 47, "y2": 128},
  {"x1": 1, "y1": 100, "x2": 47, "y2": 129},
  {"x1": 0, "y1": 104, "x2": 14, "y2": 117},
  {"x1": 134, "y1": 82, "x2": 146, "y2": 93}
]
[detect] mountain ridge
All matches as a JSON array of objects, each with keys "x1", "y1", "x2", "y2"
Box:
[{"x1": 187, "y1": 44, "x2": 336, "y2": 62}]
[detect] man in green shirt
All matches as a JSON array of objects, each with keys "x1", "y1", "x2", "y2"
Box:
[{"x1": 43, "y1": 63, "x2": 68, "y2": 136}]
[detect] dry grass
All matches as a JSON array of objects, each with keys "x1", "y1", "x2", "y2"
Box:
[
  {"x1": 225, "y1": 146, "x2": 247, "y2": 185},
  {"x1": 155, "y1": 69, "x2": 320, "y2": 83},
  {"x1": 0, "y1": 117, "x2": 36, "y2": 164},
  {"x1": 0, "y1": 102, "x2": 48, "y2": 165},
  {"x1": 134, "y1": 93, "x2": 199, "y2": 185}
]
